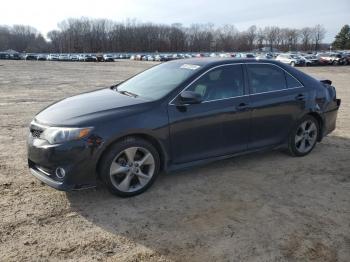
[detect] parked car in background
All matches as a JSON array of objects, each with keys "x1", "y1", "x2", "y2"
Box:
[
  {"x1": 319, "y1": 53, "x2": 345, "y2": 65},
  {"x1": 256, "y1": 53, "x2": 274, "y2": 59},
  {"x1": 58, "y1": 54, "x2": 70, "y2": 61},
  {"x1": 135, "y1": 54, "x2": 142, "y2": 60},
  {"x1": 342, "y1": 53, "x2": 350, "y2": 65},
  {"x1": 147, "y1": 55, "x2": 155, "y2": 61},
  {"x1": 36, "y1": 54, "x2": 47, "y2": 61},
  {"x1": 154, "y1": 55, "x2": 165, "y2": 61},
  {"x1": 162, "y1": 54, "x2": 173, "y2": 61},
  {"x1": 25, "y1": 54, "x2": 38, "y2": 60},
  {"x1": 47, "y1": 54, "x2": 59, "y2": 61},
  {"x1": 119, "y1": 54, "x2": 130, "y2": 59},
  {"x1": 245, "y1": 53, "x2": 256, "y2": 58},
  {"x1": 103, "y1": 54, "x2": 114, "y2": 62},
  {"x1": 0, "y1": 52, "x2": 10, "y2": 59},
  {"x1": 27, "y1": 58, "x2": 340, "y2": 197},
  {"x1": 275, "y1": 54, "x2": 304, "y2": 66},
  {"x1": 78, "y1": 54, "x2": 86, "y2": 61},
  {"x1": 84, "y1": 54, "x2": 97, "y2": 62},
  {"x1": 96, "y1": 53, "x2": 104, "y2": 62},
  {"x1": 9, "y1": 53, "x2": 21, "y2": 60},
  {"x1": 218, "y1": 53, "x2": 229, "y2": 58},
  {"x1": 235, "y1": 53, "x2": 256, "y2": 59},
  {"x1": 301, "y1": 55, "x2": 319, "y2": 66},
  {"x1": 69, "y1": 54, "x2": 79, "y2": 61}
]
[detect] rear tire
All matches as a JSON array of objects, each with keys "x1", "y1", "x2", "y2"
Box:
[
  {"x1": 287, "y1": 115, "x2": 319, "y2": 157},
  {"x1": 99, "y1": 137, "x2": 161, "y2": 197}
]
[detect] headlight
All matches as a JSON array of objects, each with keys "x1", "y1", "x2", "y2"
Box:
[{"x1": 41, "y1": 127, "x2": 92, "y2": 144}]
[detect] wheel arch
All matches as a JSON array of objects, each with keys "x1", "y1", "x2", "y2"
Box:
[
  {"x1": 96, "y1": 133, "x2": 168, "y2": 178},
  {"x1": 306, "y1": 112, "x2": 324, "y2": 141}
]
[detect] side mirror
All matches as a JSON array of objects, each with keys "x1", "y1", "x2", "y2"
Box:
[{"x1": 178, "y1": 91, "x2": 203, "y2": 105}]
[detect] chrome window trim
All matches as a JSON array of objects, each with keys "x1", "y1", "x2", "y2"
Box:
[{"x1": 168, "y1": 62, "x2": 304, "y2": 106}]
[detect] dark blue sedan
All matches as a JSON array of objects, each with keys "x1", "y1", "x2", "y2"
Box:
[{"x1": 27, "y1": 58, "x2": 341, "y2": 197}]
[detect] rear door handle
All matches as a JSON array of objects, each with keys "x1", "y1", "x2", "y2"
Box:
[
  {"x1": 295, "y1": 94, "x2": 305, "y2": 101},
  {"x1": 236, "y1": 102, "x2": 250, "y2": 111}
]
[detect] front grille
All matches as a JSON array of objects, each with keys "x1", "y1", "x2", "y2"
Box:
[
  {"x1": 31, "y1": 129, "x2": 43, "y2": 138},
  {"x1": 29, "y1": 122, "x2": 46, "y2": 138}
]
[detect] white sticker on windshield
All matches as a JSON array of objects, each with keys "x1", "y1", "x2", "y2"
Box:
[{"x1": 180, "y1": 64, "x2": 201, "y2": 70}]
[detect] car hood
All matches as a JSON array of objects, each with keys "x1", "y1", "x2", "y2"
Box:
[{"x1": 35, "y1": 88, "x2": 152, "y2": 126}]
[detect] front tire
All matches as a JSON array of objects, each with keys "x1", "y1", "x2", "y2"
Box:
[
  {"x1": 287, "y1": 115, "x2": 319, "y2": 156},
  {"x1": 99, "y1": 137, "x2": 161, "y2": 197}
]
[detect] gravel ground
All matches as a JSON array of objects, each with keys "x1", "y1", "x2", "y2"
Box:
[{"x1": 0, "y1": 60, "x2": 349, "y2": 262}]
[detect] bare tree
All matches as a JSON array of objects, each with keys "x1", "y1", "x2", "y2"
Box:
[
  {"x1": 300, "y1": 27, "x2": 312, "y2": 51},
  {"x1": 256, "y1": 28, "x2": 265, "y2": 51},
  {"x1": 264, "y1": 26, "x2": 280, "y2": 51},
  {"x1": 311, "y1": 24, "x2": 326, "y2": 51},
  {"x1": 245, "y1": 25, "x2": 257, "y2": 50},
  {"x1": 0, "y1": 26, "x2": 11, "y2": 50}
]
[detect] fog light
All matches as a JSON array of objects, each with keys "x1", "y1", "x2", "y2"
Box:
[{"x1": 55, "y1": 167, "x2": 66, "y2": 179}]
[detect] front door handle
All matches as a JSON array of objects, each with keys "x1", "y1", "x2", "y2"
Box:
[
  {"x1": 295, "y1": 94, "x2": 305, "y2": 101},
  {"x1": 236, "y1": 102, "x2": 250, "y2": 111}
]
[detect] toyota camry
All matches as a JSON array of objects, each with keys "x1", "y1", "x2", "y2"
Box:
[{"x1": 27, "y1": 58, "x2": 341, "y2": 197}]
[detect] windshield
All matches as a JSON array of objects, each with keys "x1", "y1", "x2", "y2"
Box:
[{"x1": 116, "y1": 62, "x2": 200, "y2": 100}]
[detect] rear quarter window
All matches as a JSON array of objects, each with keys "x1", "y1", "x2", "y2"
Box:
[
  {"x1": 285, "y1": 73, "x2": 302, "y2": 88},
  {"x1": 246, "y1": 64, "x2": 287, "y2": 94}
]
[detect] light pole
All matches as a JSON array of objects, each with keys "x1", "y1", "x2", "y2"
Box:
[{"x1": 330, "y1": 45, "x2": 332, "y2": 53}]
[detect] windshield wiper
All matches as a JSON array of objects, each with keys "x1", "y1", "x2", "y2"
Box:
[
  {"x1": 113, "y1": 86, "x2": 138, "y2": 98},
  {"x1": 119, "y1": 90, "x2": 138, "y2": 98}
]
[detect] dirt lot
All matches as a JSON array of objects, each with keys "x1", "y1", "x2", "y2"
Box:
[{"x1": 0, "y1": 60, "x2": 349, "y2": 261}]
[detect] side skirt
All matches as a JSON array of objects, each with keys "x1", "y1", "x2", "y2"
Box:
[{"x1": 165, "y1": 144, "x2": 284, "y2": 173}]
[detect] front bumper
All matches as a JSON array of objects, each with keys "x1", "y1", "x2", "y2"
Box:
[{"x1": 27, "y1": 135, "x2": 98, "y2": 191}]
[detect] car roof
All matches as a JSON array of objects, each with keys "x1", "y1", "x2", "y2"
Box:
[{"x1": 169, "y1": 57, "x2": 284, "y2": 68}]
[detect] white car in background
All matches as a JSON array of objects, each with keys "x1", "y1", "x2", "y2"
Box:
[
  {"x1": 78, "y1": 54, "x2": 87, "y2": 61},
  {"x1": 235, "y1": 53, "x2": 256, "y2": 58},
  {"x1": 275, "y1": 54, "x2": 304, "y2": 66},
  {"x1": 69, "y1": 54, "x2": 79, "y2": 61},
  {"x1": 300, "y1": 55, "x2": 319, "y2": 66},
  {"x1": 103, "y1": 54, "x2": 114, "y2": 62},
  {"x1": 47, "y1": 54, "x2": 59, "y2": 61},
  {"x1": 58, "y1": 54, "x2": 70, "y2": 61}
]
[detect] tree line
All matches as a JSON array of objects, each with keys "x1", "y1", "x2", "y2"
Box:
[
  {"x1": 0, "y1": 25, "x2": 47, "y2": 52},
  {"x1": 0, "y1": 18, "x2": 330, "y2": 53}
]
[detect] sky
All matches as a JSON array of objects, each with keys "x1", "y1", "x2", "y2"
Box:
[{"x1": 1, "y1": 0, "x2": 349, "y2": 43}]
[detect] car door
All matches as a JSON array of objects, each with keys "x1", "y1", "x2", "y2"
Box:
[
  {"x1": 168, "y1": 64, "x2": 250, "y2": 164},
  {"x1": 245, "y1": 63, "x2": 307, "y2": 149}
]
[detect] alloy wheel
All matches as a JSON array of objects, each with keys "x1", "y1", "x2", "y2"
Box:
[
  {"x1": 109, "y1": 146, "x2": 155, "y2": 192},
  {"x1": 295, "y1": 120, "x2": 318, "y2": 153}
]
